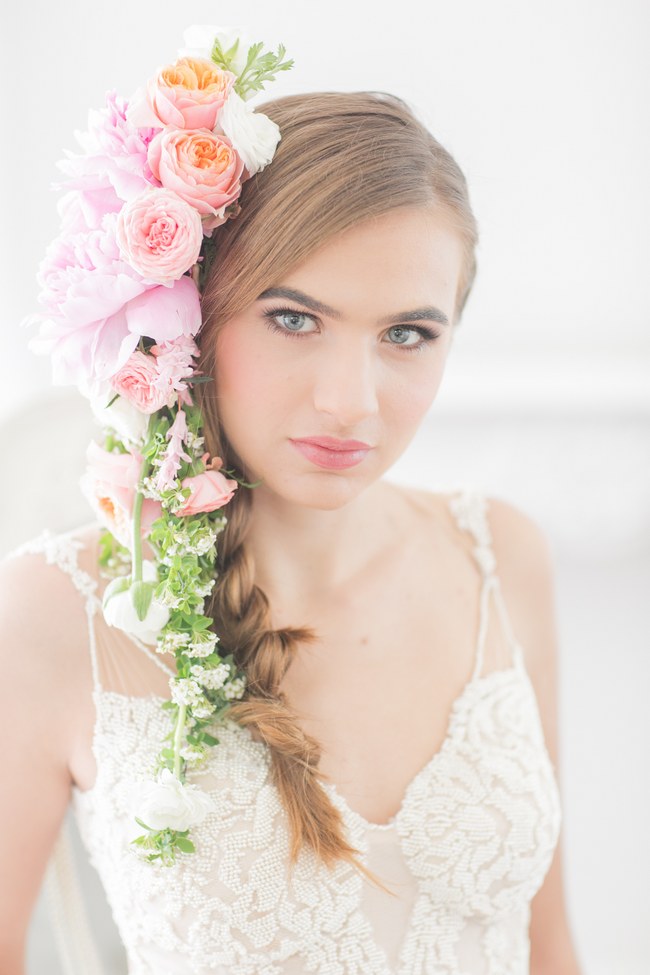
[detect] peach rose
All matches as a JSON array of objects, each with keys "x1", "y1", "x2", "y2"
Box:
[
  {"x1": 80, "y1": 441, "x2": 163, "y2": 549},
  {"x1": 147, "y1": 128, "x2": 245, "y2": 232},
  {"x1": 116, "y1": 188, "x2": 204, "y2": 285},
  {"x1": 176, "y1": 457, "x2": 238, "y2": 516},
  {"x1": 147, "y1": 58, "x2": 236, "y2": 130},
  {"x1": 110, "y1": 351, "x2": 172, "y2": 414}
]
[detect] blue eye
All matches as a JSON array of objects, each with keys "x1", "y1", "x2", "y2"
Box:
[
  {"x1": 386, "y1": 325, "x2": 427, "y2": 348},
  {"x1": 386, "y1": 325, "x2": 440, "y2": 352},
  {"x1": 264, "y1": 308, "x2": 317, "y2": 335},
  {"x1": 262, "y1": 306, "x2": 440, "y2": 353}
]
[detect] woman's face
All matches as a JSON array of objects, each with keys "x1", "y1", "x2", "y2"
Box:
[{"x1": 213, "y1": 206, "x2": 464, "y2": 510}]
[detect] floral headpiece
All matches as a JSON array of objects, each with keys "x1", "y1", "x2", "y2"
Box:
[{"x1": 23, "y1": 25, "x2": 293, "y2": 866}]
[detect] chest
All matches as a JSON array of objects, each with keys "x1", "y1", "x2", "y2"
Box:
[{"x1": 273, "y1": 540, "x2": 512, "y2": 826}]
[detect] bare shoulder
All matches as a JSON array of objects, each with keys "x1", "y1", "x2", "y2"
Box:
[
  {"x1": 0, "y1": 520, "x2": 105, "y2": 690},
  {"x1": 387, "y1": 483, "x2": 557, "y2": 666}
]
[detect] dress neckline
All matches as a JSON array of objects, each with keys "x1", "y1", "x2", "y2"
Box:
[{"x1": 74, "y1": 649, "x2": 528, "y2": 832}]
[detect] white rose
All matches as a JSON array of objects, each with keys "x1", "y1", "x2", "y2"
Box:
[
  {"x1": 86, "y1": 381, "x2": 150, "y2": 445},
  {"x1": 102, "y1": 560, "x2": 170, "y2": 645},
  {"x1": 178, "y1": 25, "x2": 254, "y2": 79},
  {"x1": 217, "y1": 90, "x2": 281, "y2": 175},
  {"x1": 135, "y1": 768, "x2": 214, "y2": 832}
]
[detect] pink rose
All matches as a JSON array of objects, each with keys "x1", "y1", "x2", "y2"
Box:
[
  {"x1": 80, "y1": 441, "x2": 163, "y2": 548},
  {"x1": 110, "y1": 350, "x2": 173, "y2": 414},
  {"x1": 176, "y1": 459, "x2": 238, "y2": 516},
  {"x1": 116, "y1": 188, "x2": 204, "y2": 285},
  {"x1": 147, "y1": 128, "x2": 245, "y2": 232},
  {"x1": 145, "y1": 58, "x2": 236, "y2": 130}
]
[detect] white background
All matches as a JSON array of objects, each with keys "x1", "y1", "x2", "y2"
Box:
[{"x1": 1, "y1": 1, "x2": 649, "y2": 972}]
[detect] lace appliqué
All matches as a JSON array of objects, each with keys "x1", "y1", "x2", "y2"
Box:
[
  {"x1": 6, "y1": 529, "x2": 101, "y2": 612},
  {"x1": 448, "y1": 489, "x2": 498, "y2": 578}
]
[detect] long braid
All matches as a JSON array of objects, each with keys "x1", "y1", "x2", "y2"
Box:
[{"x1": 204, "y1": 472, "x2": 394, "y2": 893}]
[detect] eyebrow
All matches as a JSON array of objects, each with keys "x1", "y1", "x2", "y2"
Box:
[{"x1": 256, "y1": 286, "x2": 450, "y2": 327}]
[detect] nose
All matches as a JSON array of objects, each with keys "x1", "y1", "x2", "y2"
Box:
[{"x1": 311, "y1": 337, "x2": 380, "y2": 426}]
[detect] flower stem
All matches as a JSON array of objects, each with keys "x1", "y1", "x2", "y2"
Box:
[
  {"x1": 132, "y1": 455, "x2": 149, "y2": 584},
  {"x1": 132, "y1": 424, "x2": 153, "y2": 583},
  {"x1": 173, "y1": 704, "x2": 187, "y2": 778}
]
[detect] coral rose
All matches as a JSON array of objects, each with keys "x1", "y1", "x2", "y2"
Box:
[
  {"x1": 176, "y1": 463, "x2": 238, "y2": 516},
  {"x1": 147, "y1": 128, "x2": 245, "y2": 232},
  {"x1": 80, "y1": 441, "x2": 163, "y2": 549},
  {"x1": 116, "y1": 188, "x2": 204, "y2": 285}
]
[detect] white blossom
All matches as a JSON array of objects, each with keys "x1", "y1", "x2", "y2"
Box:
[
  {"x1": 218, "y1": 89, "x2": 281, "y2": 175},
  {"x1": 156, "y1": 631, "x2": 191, "y2": 655},
  {"x1": 223, "y1": 676, "x2": 246, "y2": 700},
  {"x1": 102, "y1": 562, "x2": 169, "y2": 645},
  {"x1": 134, "y1": 769, "x2": 214, "y2": 832},
  {"x1": 190, "y1": 662, "x2": 230, "y2": 691},
  {"x1": 188, "y1": 632, "x2": 219, "y2": 657},
  {"x1": 170, "y1": 677, "x2": 205, "y2": 708}
]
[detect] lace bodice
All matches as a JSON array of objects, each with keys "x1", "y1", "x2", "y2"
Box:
[{"x1": 10, "y1": 489, "x2": 562, "y2": 975}]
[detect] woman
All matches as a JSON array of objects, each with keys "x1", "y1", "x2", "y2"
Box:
[{"x1": 0, "y1": 29, "x2": 582, "y2": 975}]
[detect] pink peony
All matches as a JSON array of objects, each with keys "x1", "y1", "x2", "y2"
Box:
[
  {"x1": 139, "y1": 58, "x2": 236, "y2": 131},
  {"x1": 110, "y1": 351, "x2": 174, "y2": 414},
  {"x1": 116, "y1": 188, "x2": 204, "y2": 285},
  {"x1": 26, "y1": 212, "x2": 202, "y2": 388},
  {"x1": 54, "y1": 90, "x2": 161, "y2": 232},
  {"x1": 147, "y1": 128, "x2": 245, "y2": 232},
  {"x1": 176, "y1": 459, "x2": 238, "y2": 516},
  {"x1": 80, "y1": 441, "x2": 163, "y2": 548}
]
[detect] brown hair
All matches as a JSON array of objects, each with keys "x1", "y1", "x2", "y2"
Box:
[{"x1": 195, "y1": 90, "x2": 478, "y2": 890}]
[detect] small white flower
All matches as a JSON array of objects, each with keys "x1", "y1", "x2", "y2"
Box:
[
  {"x1": 223, "y1": 676, "x2": 246, "y2": 700},
  {"x1": 217, "y1": 90, "x2": 281, "y2": 175},
  {"x1": 156, "y1": 631, "x2": 191, "y2": 655},
  {"x1": 134, "y1": 769, "x2": 214, "y2": 832},
  {"x1": 192, "y1": 699, "x2": 217, "y2": 720},
  {"x1": 170, "y1": 677, "x2": 205, "y2": 708},
  {"x1": 194, "y1": 578, "x2": 216, "y2": 599},
  {"x1": 188, "y1": 632, "x2": 219, "y2": 657},
  {"x1": 180, "y1": 743, "x2": 207, "y2": 766},
  {"x1": 190, "y1": 662, "x2": 230, "y2": 691}
]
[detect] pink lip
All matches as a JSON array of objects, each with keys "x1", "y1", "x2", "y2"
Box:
[
  {"x1": 290, "y1": 437, "x2": 373, "y2": 470},
  {"x1": 293, "y1": 436, "x2": 372, "y2": 450}
]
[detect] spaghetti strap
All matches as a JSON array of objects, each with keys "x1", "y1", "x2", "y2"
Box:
[{"x1": 447, "y1": 489, "x2": 523, "y2": 678}]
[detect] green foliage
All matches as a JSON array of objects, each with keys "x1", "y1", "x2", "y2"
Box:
[{"x1": 210, "y1": 37, "x2": 294, "y2": 100}]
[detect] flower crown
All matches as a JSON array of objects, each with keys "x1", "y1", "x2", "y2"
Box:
[{"x1": 23, "y1": 25, "x2": 294, "y2": 866}]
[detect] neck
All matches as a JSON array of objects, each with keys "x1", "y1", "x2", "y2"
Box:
[{"x1": 246, "y1": 479, "x2": 401, "y2": 605}]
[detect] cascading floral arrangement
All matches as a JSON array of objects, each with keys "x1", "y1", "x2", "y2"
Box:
[{"x1": 22, "y1": 24, "x2": 293, "y2": 866}]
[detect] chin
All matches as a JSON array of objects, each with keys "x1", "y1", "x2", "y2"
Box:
[{"x1": 261, "y1": 471, "x2": 372, "y2": 511}]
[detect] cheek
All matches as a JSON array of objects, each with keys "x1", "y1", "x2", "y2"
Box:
[
  {"x1": 214, "y1": 328, "x2": 269, "y2": 414},
  {"x1": 384, "y1": 354, "x2": 448, "y2": 430}
]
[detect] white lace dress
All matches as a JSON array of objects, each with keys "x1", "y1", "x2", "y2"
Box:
[{"x1": 11, "y1": 489, "x2": 562, "y2": 975}]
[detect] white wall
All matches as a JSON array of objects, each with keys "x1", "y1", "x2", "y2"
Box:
[{"x1": 1, "y1": 1, "x2": 648, "y2": 972}]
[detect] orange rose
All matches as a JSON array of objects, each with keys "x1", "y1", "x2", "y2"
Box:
[{"x1": 146, "y1": 57, "x2": 236, "y2": 130}]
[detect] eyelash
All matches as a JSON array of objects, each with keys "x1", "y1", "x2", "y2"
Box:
[{"x1": 262, "y1": 306, "x2": 441, "y2": 353}]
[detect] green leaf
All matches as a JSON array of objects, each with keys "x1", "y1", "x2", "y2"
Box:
[
  {"x1": 174, "y1": 836, "x2": 195, "y2": 854},
  {"x1": 131, "y1": 581, "x2": 154, "y2": 621}
]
